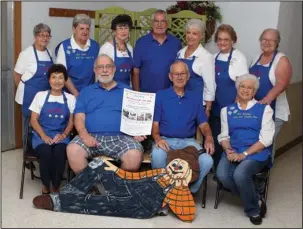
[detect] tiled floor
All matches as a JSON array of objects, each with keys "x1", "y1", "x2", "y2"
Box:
[{"x1": 2, "y1": 144, "x2": 302, "y2": 228}]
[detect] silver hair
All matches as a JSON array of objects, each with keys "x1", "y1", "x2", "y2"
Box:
[
  {"x1": 73, "y1": 14, "x2": 91, "y2": 28},
  {"x1": 185, "y1": 19, "x2": 206, "y2": 37},
  {"x1": 33, "y1": 23, "x2": 51, "y2": 36},
  {"x1": 94, "y1": 54, "x2": 115, "y2": 66},
  {"x1": 235, "y1": 74, "x2": 260, "y2": 91},
  {"x1": 151, "y1": 9, "x2": 168, "y2": 21},
  {"x1": 169, "y1": 60, "x2": 190, "y2": 74},
  {"x1": 259, "y1": 28, "x2": 281, "y2": 49}
]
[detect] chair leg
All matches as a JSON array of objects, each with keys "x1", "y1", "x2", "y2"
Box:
[
  {"x1": 19, "y1": 161, "x2": 26, "y2": 199},
  {"x1": 201, "y1": 175, "x2": 207, "y2": 208},
  {"x1": 30, "y1": 161, "x2": 35, "y2": 180},
  {"x1": 214, "y1": 181, "x2": 222, "y2": 209},
  {"x1": 264, "y1": 172, "x2": 270, "y2": 203}
]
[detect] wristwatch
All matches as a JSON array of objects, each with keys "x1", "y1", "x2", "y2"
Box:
[{"x1": 243, "y1": 151, "x2": 249, "y2": 156}]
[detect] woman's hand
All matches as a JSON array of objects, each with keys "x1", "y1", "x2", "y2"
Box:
[
  {"x1": 133, "y1": 135, "x2": 147, "y2": 142},
  {"x1": 156, "y1": 139, "x2": 170, "y2": 152},
  {"x1": 258, "y1": 96, "x2": 273, "y2": 105},
  {"x1": 52, "y1": 133, "x2": 66, "y2": 144},
  {"x1": 41, "y1": 134, "x2": 53, "y2": 145}
]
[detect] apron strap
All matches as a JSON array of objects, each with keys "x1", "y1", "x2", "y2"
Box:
[{"x1": 113, "y1": 38, "x2": 118, "y2": 62}]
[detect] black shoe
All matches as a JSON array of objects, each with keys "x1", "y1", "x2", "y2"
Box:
[
  {"x1": 260, "y1": 198, "x2": 267, "y2": 218},
  {"x1": 249, "y1": 215, "x2": 262, "y2": 225}
]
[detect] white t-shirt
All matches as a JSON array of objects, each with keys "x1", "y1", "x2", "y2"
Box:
[
  {"x1": 98, "y1": 41, "x2": 133, "y2": 61},
  {"x1": 14, "y1": 46, "x2": 52, "y2": 104},
  {"x1": 214, "y1": 49, "x2": 249, "y2": 81},
  {"x1": 250, "y1": 52, "x2": 290, "y2": 121},
  {"x1": 218, "y1": 99, "x2": 275, "y2": 147},
  {"x1": 177, "y1": 44, "x2": 216, "y2": 104},
  {"x1": 29, "y1": 91, "x2": 76, "y2": 115},
  {"x1": 55, "y1": 35, "x2": 91, "y2": 68}
]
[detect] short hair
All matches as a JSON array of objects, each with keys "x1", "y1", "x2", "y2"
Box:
[
  {"x1": 111, "y1": 14, "x2": 133, "y2": 30},
  {"x1": 214, "y1": 24, "x2": 238, "y2": 43},
  {"x1": 259, "y1": 28, "x2": 281, "y2": 49},
  {"x1": 185, "y1": 19, "x2": 206, "y2": 37},
  {"x1": 72, "y1": 14, "x2": 91, "y2": 28},
  {"x1": 94, "y1": 54, "x2": 115, "y2": 67},
  {"x1": 47, "y1": 64, "x2": 68, "y2": 81},
  {"x1": 170, "y1": 60, "x2": 190, "y2": 74},
  {"x1": 33, "y1": 23, "x2": 51, "y2": 36},
  {"x1": 151, "y1": 9, "x2": 168, "y2": 21},
  {"x1": 235, "y1": 74, "x2": 260, "y2": 91}
]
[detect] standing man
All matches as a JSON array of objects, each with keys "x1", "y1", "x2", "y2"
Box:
[
  {"x1": 56, "y1": 14, "x2": 100, "y2": 97},
  {"x1": 133, "y1": 9, "x2": 182, "y2": 93}
]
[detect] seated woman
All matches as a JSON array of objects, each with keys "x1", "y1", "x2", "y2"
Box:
[
  {"x1": 29, "y1": 64, "x2": 75, "y2": 194},
  {"x1": 216, "y1": 74, "x2": 275, "y2": 225}
]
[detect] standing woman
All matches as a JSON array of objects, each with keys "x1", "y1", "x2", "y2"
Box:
[
  {"x1": 98, "y1": 14, "x2": 133, "y2": 87},
  {"x1": 176, "y1": 19, "x2": 216, "y2": 115},
  {"x1": 210, "y1": 24, "x2": 248, "y2": 168},
  {"x1": 14, "y1": 23, "x2": 53, "y2": 142},
  {"x1": 29, "y1": 64, "x2": 75, "y2": 194},
  {"x1": 249, "y1": 28, "x2": 292, "y2": 150}
]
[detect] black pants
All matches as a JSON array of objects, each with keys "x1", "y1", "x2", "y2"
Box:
[
  {"x1": 35, "y1": 143, "x2": 67, "y2": 190},
  {"x1": 209, "y1": 115, "x2": 224, "y2": 170}
]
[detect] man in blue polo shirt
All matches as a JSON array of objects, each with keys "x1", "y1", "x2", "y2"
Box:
[
  {"x1": 151, "y1": 60, "x2": 214, "y2": 194},
  {"x1": 133, "y1": 9, "x2": 182, "y2": 93},
  {"x1": 66, "y1": 54, "x2": 145, "y2": 174}
]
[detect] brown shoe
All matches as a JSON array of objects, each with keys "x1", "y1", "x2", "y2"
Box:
[{"x1": 32, "y1": 195, "x2": 54, "y2": 211}]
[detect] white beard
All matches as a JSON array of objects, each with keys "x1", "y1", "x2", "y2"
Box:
[{"x1": 97, "y1": 74, "x2": 114, "y2": 84}]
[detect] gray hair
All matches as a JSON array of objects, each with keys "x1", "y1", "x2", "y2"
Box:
[
  {"x1": 170, "y1": 60, "x2": 190, "y2": 74},
  {"x1": 73, "y1": 14, "x2": 91, "y2": 28},
  {"x1": 33, "y1": 23, "x2": 51, "y2": 36},
  {"x1": 259, "y1": 28, "x2": 281, "y2": 49},
  {"x1": 151, "y1": 9, "x2": 168, "y2": 21},
  {"x1": 185, "y1": 19, "x2": 206, "y2": 37},
  {"x1": 235, "y1": 74, "x2": 260, "y2": 91},
  {"x1": 94, "y1": 54, "x2": 115, "y2": 66}
]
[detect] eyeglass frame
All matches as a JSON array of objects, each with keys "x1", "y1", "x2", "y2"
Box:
[{"x1": 95, "y1": 64, "x2": 115, "y2": 71}]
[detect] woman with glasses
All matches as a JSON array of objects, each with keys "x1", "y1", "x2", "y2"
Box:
[
  {"x1": 210, "y1": 24, "x2": 249, "y2": 169},
  {"x1": 249, "y1": 28, "x2": 292, "y2": 151},
  {"x1": 14, "y1": 23, "x2": 53, "y2": 148},
  {"x1": 29, "y1": 64, "x2": 75, "y2": 194},
  {"x1": 98, "y1": 14, "x2": 134, "y2": 87},
  {"x1": 176, "y1": 19, "x2": 216, "y2": 117}
]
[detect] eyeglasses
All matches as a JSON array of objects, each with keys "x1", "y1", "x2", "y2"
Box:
[
  {"x1": 116, "y1": 26, "x2": 130, "y2": 31},
  {"x1": 37, "y1": 34, "x2": 52, "y2": 39},
  {"x1": 152, "y1": 20, "x2": 167, "y2": 25},
  {"x1": 171, "y1": 72, "x2": 187, "y2": 78},
  {"x1": 261, "y1": 38, "x2": 277, "y2": 44},
  {"x1": 217, "y1": 38, "x2": 231, "y2": 43},
  {"x1": 95, "y1": 64, "x2": 114, "y2": 70},
  {"x1": 239, "y1": 84, "x2": 254, "y2": 91}
]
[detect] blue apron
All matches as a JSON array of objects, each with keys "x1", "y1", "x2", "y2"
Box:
[
  {"x1": 176, "y1": 54, "x2": 204, "y2": 98},
  {"x1": 249, "y1": 51, "x2": 278, "y2": 114},
  {"x1": 32, "y1": 91, "x2": 70, "y2": 149},
  {"x1": 22, "y1": 45, "x2": 53, "y2": 117},
  {"x1": 113, "y1": 39, "x2": 133, "y2": 86},
  {"x1": 60, "y1": 39, "x2": 99, "y2": 92},
  {"x1": 212, "y1": 48, "x2": 236, "y2": 117}
]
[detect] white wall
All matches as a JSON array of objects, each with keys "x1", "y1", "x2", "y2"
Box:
[
  {"x1": 204, "y1": 2, "x2": 281, "y2": 64},
  {"x1": 277, "y1": 2, "x2": 302, "y2": 83},
  {"x1": 21, "y1": 1, "x2": 173, "y2": 53}
]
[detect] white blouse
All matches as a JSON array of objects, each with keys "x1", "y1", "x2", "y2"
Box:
[
  {"x1": 250, "y1": 52, "x2": 290, "y2": 121},
  {"x1": 218, "y1": 99, "x2": 275, "y2": 147},
  {"x1": 98, "y1": 41, "x2": 133, "y2": 61},
  {"x1": 214, "y1": 48, "x2": 249, "y2": 81},
  {"x1": 177, "y1": 44, "x2": 216, "y2": 104}
]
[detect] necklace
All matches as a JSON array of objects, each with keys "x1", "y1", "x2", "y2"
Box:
[{"x1": 116, "y1": 42, "x2": 126, "y2": 52}]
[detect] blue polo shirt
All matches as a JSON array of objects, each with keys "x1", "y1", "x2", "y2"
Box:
[
  {"x1": 75, "y1": 82, "x2": 130, "y2": 135},
  {"x1": 154, "y1": 87, "x2": 207, "y2": 138},
  {"x1": 133, "y1": 32, "x2": 182, "y2": 93}
]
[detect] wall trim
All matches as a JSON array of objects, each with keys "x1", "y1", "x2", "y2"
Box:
[{"x1": 275, "y1": 136, "x2": 302, "y2": 158}]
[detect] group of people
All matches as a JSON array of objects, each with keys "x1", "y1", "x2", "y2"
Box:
[{"x1": 14, "y1": 9, "x2": 292, "y2": 225}]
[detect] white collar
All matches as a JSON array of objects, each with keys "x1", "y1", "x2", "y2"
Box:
[
  {"x1": 179, "y1": 44, "x2": 208, "y2": 58},
  {"x1": 237, "y1": 98, "x2": 257, "y2": 110},
  {"x1": 70, "y1": 35, "x2": 91, "y2": 50}
]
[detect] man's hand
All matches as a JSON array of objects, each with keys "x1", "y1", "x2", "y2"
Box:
[
  {"x1": 232, "y1": 153, "x2": 246, "y2": 162},
  {"x1": 156, "y1": 139, "x2": 170, "y2": 152},
  {"x1": 80, "y1": 133, "x2": 97, "y2": 147},
  {"x1": 52, "y1": 133, "x2": 66, "y2": 144},
  {"x1": 205, "y1": 109, "x2": 211, "y2": 118},
  {"x1": 204, "y1": 136, "x2": 215, "y2": 155},
  {"x1": 133, "y1": 135, "x2": 147, "y2": 142}
]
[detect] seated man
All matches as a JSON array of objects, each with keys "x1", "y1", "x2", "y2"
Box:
[
  {"x1": 67, "y1": 54, "x2": 145, "y2": 174},
  {"x1": 151, "y1": 60, "x2": 215, "y2": 194}
]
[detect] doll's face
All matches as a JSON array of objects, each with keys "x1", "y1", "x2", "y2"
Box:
[{"x1": 166, "y1": 159, "x2": 192, "y2": 182}]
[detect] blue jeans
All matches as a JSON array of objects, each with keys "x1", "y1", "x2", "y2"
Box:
[
  {"x1": 151, "y1": 137, "x2": 214, "y2": 193},
  {"x1": 216, "y1": 155, "x2": 269, "y2": 217}
]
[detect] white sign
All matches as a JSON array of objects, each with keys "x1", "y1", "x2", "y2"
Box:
[{"x1": 120, "y1": 89, "x2": 156, "y2": 136}]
